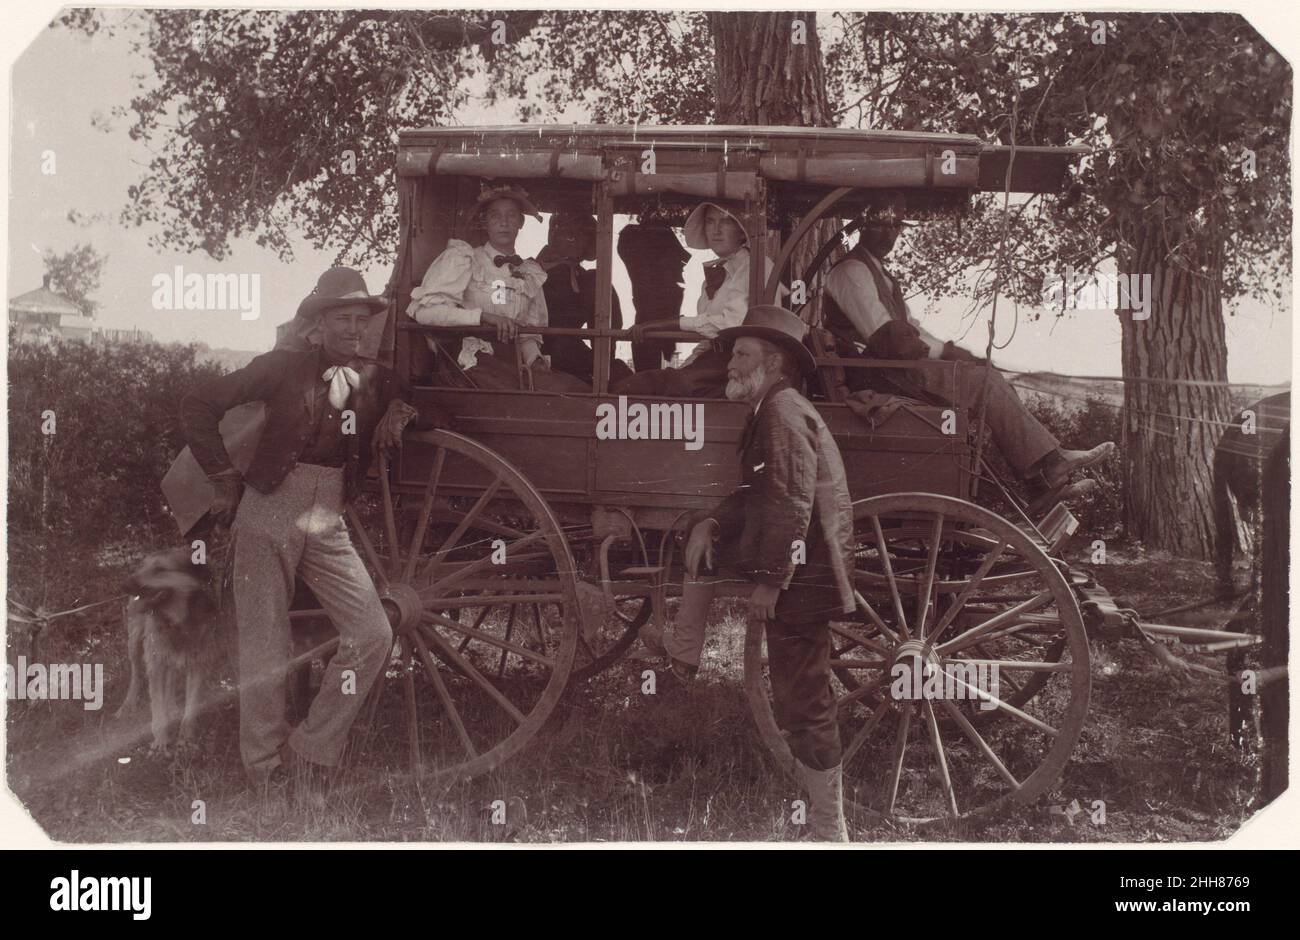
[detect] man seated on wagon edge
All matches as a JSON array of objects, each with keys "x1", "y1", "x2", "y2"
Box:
[
  {"x1": 612, "y1": 200, "x2": 785, "y2": 398},
  {"x1": 824, "y1": 193, "x2": 1115, "y2": 505},
  {"x1": 406, "y1": 185, "x2": 588, "y2": 392}
]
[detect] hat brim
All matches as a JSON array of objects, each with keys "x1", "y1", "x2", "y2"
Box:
[
  {"x1": 717, "y1": 325, "x2": 819, "y2": 377},
  {"x1": 474, "y1": 191, "x2": 542, "y2": 222},
  {"x1": 295, "y1": 293, "x2": 387, "y2": 321},
  {"x1": 683, "y1": 202, "x2": 749, "y2": 250}
]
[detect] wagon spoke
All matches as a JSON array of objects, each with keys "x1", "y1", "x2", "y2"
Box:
[
  {"x1": 937, "y1": 698, "x2": 1021, "y2": 789},
  {"x1": 346, "y1": 506, "x2": 390, "y2": 589},
  {"x1": 379, "y1": 454, "x2": 402, "y2": 579},
  {"x1": 829, "y1": 620, "x2": 892, "y2": 659},
  {"x1": 496, "y1": 605, "x2": 518, "y2": 678},
  {"x1": 837, "y1": 672, "x2": 890, "y2": 709},
  {"x1": 936, "y1": 591, "x2": 1054, "y2": 657},
  {"x1": 871, "y1": 516, "x2": 910, "y2": 639},
  {"x1": 417, "y1": 624, "x2": 527, "y2": 725},
  {"x1": 883, "y1": 704, "x2": 913, "y2": 815},
  {"x1": 849, "y1": 590, "x2": 901, "y2": 645},
  {"x1": 922, "y1": 699, "x2": 959, "y2": 818},
  {"x1": 842, "y1": 698, "x2": 892, "y2": 766},
  {"x1": 431, "y1": 476, "x2": 505, "y2": 563},
  {"x1": 927, "y1": 541, "x2": 1008, "y2": 645},
  {"x1": 423, "y1": 529, "x2": 549, "y2": 594},
  {"x1": 410, "y1": 628, "x2": 477, "y2": 759},
  {"x1": 402, "y1": 446, "x2": 446, "y2": 583},
  {"x1": 944, "y1": 669, "x2": 1059, "y2": 737},
  {"x1": 968, "y1": 644, "x2": 1024, "y2": 696},
  {"x1": 423, "y1": 612, "x2": 556, "y2": 669},
  {"x1": 915, "y1": 513, "x2": 945, "y2": 640},
  {"x1": 402, "y1": 639, "x2": 420, "y2": 770}
]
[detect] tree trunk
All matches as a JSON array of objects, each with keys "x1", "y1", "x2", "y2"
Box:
[
  {"x1": 707, "y1": 12, "x2": 837, "y2": 326},
  {"x1": 707, "y1": 12, "x2": 831, "y2": 126},
  {"x1": 1118, "y1": 220, "x2": 1232, "y2": 559}
]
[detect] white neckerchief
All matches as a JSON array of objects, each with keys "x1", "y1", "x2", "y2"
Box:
[{"x1": 322, "y1": 365, "x2": 360, "y2": 409}]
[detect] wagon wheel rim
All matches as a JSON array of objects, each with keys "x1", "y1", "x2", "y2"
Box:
[
  {"x1": 345, "y1": 429, "x2": 578, "y2": 781},
  {"x1": 570, "y1": 531, "x2": 656, "y2": 681},
  {"x1": 745, "y1": 492, "x2": 1090, "y2": 825}
]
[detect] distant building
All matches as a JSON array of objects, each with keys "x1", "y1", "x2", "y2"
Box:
[
  {"x1": 9, "y1": 275, "x2": 154, "y2": 347},
  {"x1": 8, "y1": 275, "x2": 94, "y2": 344}
]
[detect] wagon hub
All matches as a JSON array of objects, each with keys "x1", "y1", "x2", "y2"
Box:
[
  {"x1": 888, "y1": 638, "x2": 943, "y2": 702},
  {"x1": 378, "y1": 583, "x2": 425, "y2": 634}
]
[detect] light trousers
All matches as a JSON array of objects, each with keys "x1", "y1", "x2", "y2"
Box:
[{"x1": 231, "y1": 463, "x2": 393, "y2": 774}]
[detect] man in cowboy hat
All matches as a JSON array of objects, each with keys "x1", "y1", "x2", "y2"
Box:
[
  {"x1": 824, "y1": 193, "x2": 1114, "y2": 509},
  {"x1": 613, "y1": 201, "x2": 784, "y2": 398},
  {"x1": 665, "y1": 305, "x2": 855, "y2": 841},
  {"x1": 180, "y1": 265, "x2": 420, "y2": 788}
]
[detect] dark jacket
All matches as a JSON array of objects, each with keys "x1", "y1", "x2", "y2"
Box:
[
  {"x1": 701, "y1": 378, "x2": 855, "y2": 622},
  {"x1": 179, "y1": 347, "x2": 405, "y2": 503}
]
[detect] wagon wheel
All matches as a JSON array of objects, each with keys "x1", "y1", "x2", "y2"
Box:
[
  {"x1": 333, "y1": 429, "x2": 579, "y2": 780},
  {"x1": 831, "y1": 520, "x2": 1069, "y2": 713},
  {"x1": 745, "y1": 493, "x2": 1090, "y2": 824},
  {"x1": 569, "y1": 531, "x2": 656, "y2": 681},
  {"x1": 571, "y1": 589, "x2": 653, "y2": 681}
]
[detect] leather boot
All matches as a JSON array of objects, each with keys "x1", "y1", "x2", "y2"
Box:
[{"x1": 795, "y1": 759, "x2": 850, "y2": 842}]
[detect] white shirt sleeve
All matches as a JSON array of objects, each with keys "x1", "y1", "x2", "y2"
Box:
[
  {"x1": 825, "y1": 260, "x2": 944, "y2": 359},
  {"x1": 688, "y1": 251, "x2": 787, "y2": 337}
]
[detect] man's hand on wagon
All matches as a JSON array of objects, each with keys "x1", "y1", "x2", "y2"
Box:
[
  {"x1": 684, "y1": 518, "x2": 718, "y2": 577},
  {"x1": 481, "y1": 311, "x2": 518, "y2": 343},
  {"x1": 375, "y1": 400, "x2": 419, "y2": 455}
]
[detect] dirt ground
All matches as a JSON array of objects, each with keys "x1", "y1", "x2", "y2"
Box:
[{"x1": 4, "y1": 539, "x2": 1268, "y2": 844}]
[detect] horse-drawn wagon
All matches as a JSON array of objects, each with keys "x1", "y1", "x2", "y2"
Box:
[{"x1": 283, "y1": 124, "x2": 1259, "y2": 824}]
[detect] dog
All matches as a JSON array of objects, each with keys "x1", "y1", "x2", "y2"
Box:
[{"x1": 116, "y1": 546, "x2": 231, "y2": 753}]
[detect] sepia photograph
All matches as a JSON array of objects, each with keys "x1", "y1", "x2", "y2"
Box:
[{"x1": 2, "y1": 3, "x2": 1293, "y2": 852}]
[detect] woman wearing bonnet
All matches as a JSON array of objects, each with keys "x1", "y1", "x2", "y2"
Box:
[{"x1": 406, "y1": 184, "x2": 587, "y2": 392}]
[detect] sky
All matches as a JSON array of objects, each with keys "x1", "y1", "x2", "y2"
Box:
[{"x1": 5, "y1": 10, "x2": 1294, "y2": 383}]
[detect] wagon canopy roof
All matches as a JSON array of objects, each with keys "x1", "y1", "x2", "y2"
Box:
[{"x1": 397, "y1": 124, "x2": 1085, "y2": 195}]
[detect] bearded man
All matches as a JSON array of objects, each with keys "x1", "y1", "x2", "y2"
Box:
[{"x1": 666, "y1": 305, "x2": 856, "y2": 841}]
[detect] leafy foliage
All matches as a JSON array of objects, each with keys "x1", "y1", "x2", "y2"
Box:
[
  {"x1": 7, "y1": 339, "x2": 224, "y2": 549},
  {"x1": 41, "y1": 243, "x2": 106, "y2": 318}
]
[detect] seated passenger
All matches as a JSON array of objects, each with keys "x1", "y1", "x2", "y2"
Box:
[
  {"x1": 536, "y1": 209, "x2": 632, "y2": 386},
  {"x1": 617, "y1": 221, "x2": 690, "y2": 372},
  {"x1": 406, "y1": 185, "x2": 587, "y2": 393},
  {"x1": 824, "y1": 193, "x2": 1115, "y2": 503},
  {"x1": 612, "y1": 201, "x2": 785, "y2": 398}
]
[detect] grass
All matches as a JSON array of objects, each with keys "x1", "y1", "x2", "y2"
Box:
[{"x1": 5, "y1": 536, "x2": 1264, "y2": 844}]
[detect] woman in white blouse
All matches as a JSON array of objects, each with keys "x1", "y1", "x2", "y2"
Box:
[
  {"x1": 614, "y1": 201, "x2": 783, "y2": 398},
  {"x1": 406, "y1": 186, "x2": 587, "y2": 392}
]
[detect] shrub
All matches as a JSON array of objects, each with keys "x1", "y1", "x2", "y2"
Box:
[{"x1": 7, "y1": 339, "x2": 224, "y2": 551}]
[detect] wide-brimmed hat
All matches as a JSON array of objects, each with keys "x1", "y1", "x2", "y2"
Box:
[
  {"x1": 474, "y1": 184, "x2": 542, "y2": 222},
  {"x1": 683, "y1": 201, "x2": 749, "y2": 250},
  {"x1": 718, "y1": 305, "x2": 818, "y2": 377},
  {"x1": 861, "y1": 190, "x2": 917, "y2": 228},
  {"x1": 294, "y1": 266, "x2": 387, "y2": 322}
]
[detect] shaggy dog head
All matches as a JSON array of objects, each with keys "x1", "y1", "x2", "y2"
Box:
[{"x1": 124, "y1": 547, "x2": 216, "y2": 640}]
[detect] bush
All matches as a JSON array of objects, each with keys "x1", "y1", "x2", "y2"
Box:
[{"x1": 7, "y1": 339, "x2": 224, "y2": 552}]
